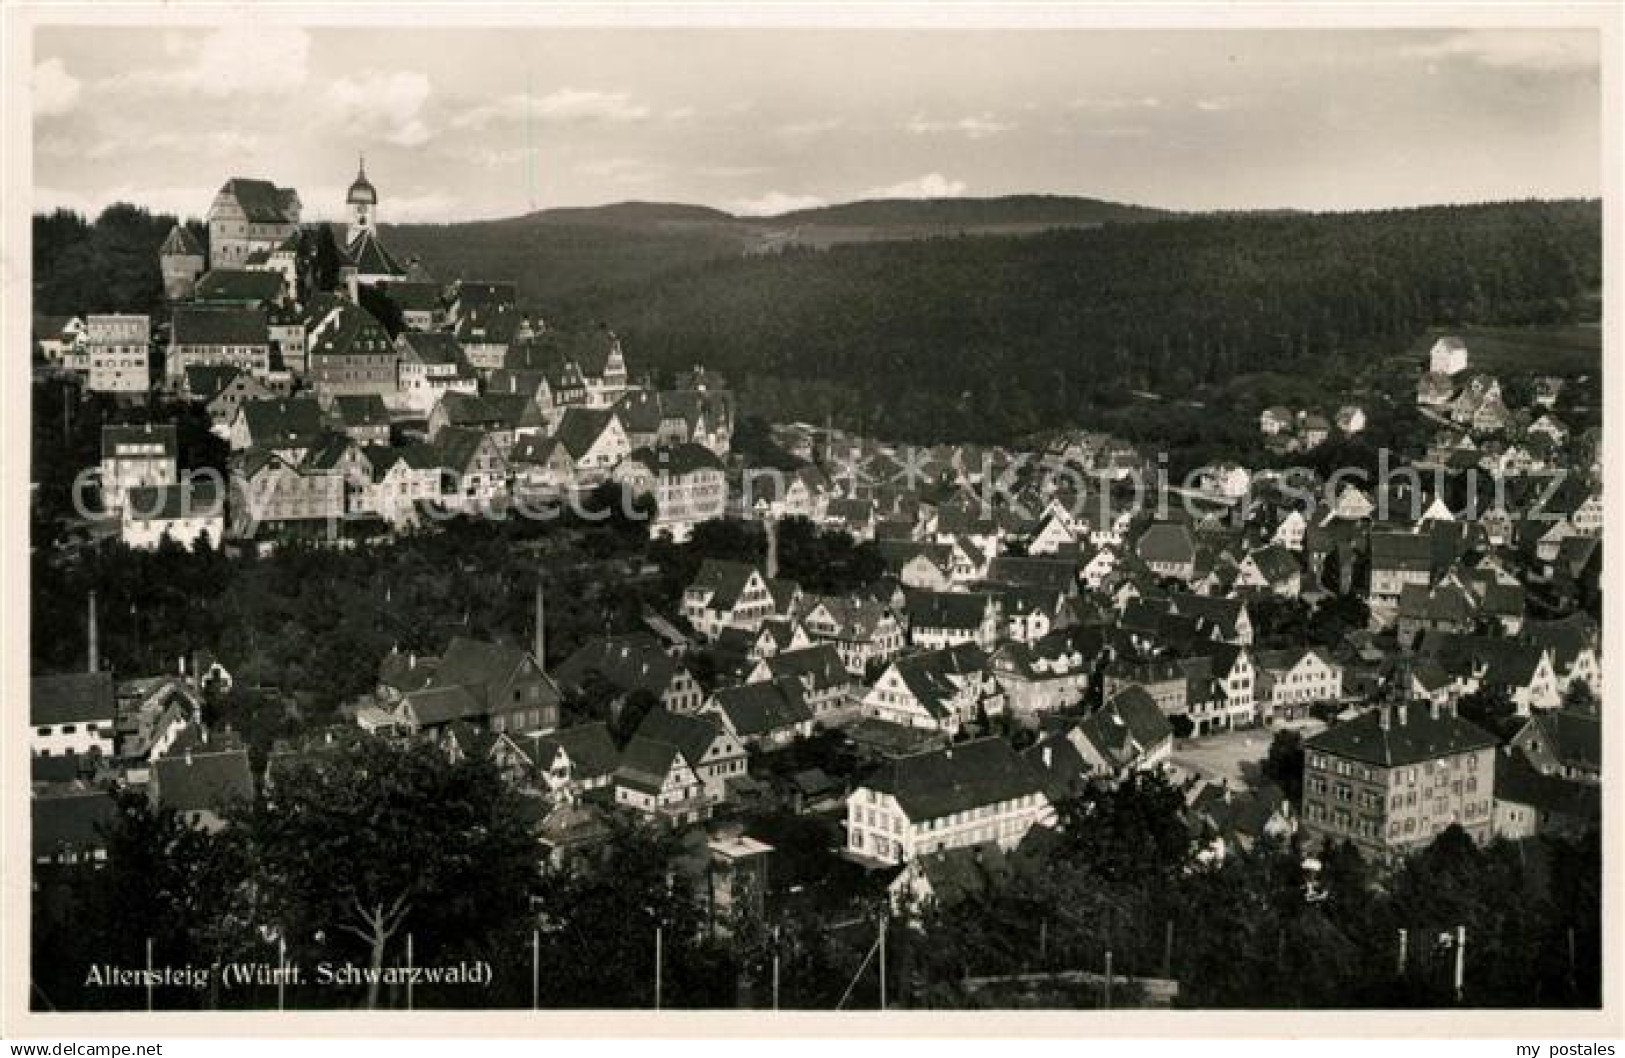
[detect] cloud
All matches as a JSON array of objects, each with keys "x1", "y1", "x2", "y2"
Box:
[
  {"x1": 470, "y1": 146, "x2": 534, "y2": 169},
  {"x1": 696, "y1": 164, "x2": 772, "y2": 179},
  {"x1": 33, "y1": 58, "x2": 81, "y2": 117},
  {"x1": 452, "y1": 88, "x2": 652, "y2": 130},
  {"x1": 322, "y1": 71, "x2": 434, "y2": 147},
  {"x1": 1071, "y1": 95, "x2": 1162, "y2": 111},
  {"x1": 731, "y1": 190, "x2": 827, "y2": 216},
  {"x1": 777, "y1": 118, "x2": 843, "y2": 138},
  {"x1": 107, "y1": 27, "x2": 311, "y2": 97},
  {"x1": 1404, "y1": 31, "x2": 1598, "y2": 72},
  {"x1": 905, "y1": 113, "x2": 1015, "y2": 139},
  {"x1": 578, "y1": 156, "x2": 665, "y2": 185},
  {"x1": 860, "y1": 173, "x2": 967, "y2": 200},
  {"x1": 56, "y1": 127, "x2": 262, "y2": 162}
]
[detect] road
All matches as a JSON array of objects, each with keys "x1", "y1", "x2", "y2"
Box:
[{"x1": 1170, "y1": 719, "x2": 1326, "y2": 787}]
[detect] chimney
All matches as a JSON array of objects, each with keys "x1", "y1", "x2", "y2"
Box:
[
  {"x1": 1042, "y1": 744, "x2": 1053, "y2": 770},
  {"x1": 764, "y1": 518, "x2": 779, "y2": 581},
  {"x1": 185, "y1": 751, "x2": 194, "y2": 766},
  {"x1": 178, "y1": 654, "x2": 186, "y2": 677},
  {"x1": 1378, "y1": 703, "x2": 1391, "y2": 730},
  {"x1": 534, "y1": 576, "x2": 546, "y2": 669},
  {"x1": 87, "y1": 590, "x2": 99, "y2": 673},
  {"x1": 1430, "y1": 698, "x2": 1442, "y2": 722}
]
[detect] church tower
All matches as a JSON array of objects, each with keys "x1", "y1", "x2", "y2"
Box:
[{"x1": 347, "y1": 155, "x2": 377, "y2": 235}]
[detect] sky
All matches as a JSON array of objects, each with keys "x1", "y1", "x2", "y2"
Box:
[{"x1": 32, "y1": 26, "x2": 1601, "y2": 224}]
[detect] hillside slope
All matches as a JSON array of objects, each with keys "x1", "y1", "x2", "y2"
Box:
[
  {"x1": 550, "y1": 199, "x2": 1601, "y2": 445},
  {"x1": 382, "y1": 194, "x2": 1169, "y2": 304}
]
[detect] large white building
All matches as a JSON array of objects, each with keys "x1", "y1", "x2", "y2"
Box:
[
  {"x1": 99, "y1": 423, "x2": 177, "y2": 511},
  {"x1": 846, "y1": 737, "x2": 1052, "y2": 865},
  {"x1": 31, "y1": 672, "x2": 118, "y2": 759},
  {"x1": 122, "y1": 480, "x2": 226, "y2": 551},
  {"x1": 84, "y1": 314, "x2": 150, "y2": 397}
]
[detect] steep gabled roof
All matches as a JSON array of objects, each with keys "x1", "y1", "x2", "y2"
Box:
[
  {"x1": 152, "y1": 749, "x2": 256, "y2": 815},
  {"x1": 172, "y1": 305, "x2": 270, "y2": 347},
  {"x1": 865, "y1": 736, "x2": 1043, "y2": 822},
  {"x1": 552, "y1": 407, "x2": 619, "y2": 460},
  {"x1": 709, "y1": 678, "x2": 813, "y2": 738},
  {"x1": 32, "y1": 791, "x2": 118, "y2": 859},
  {"x1": 1306, "y1": 702, "x2": 1496, "y2": 768},
  {"x1": 218, "y1": 178, "x2": 299, "y2": 224},
  {"x1": 31, "y1": 672, "x2": 116, "y2": 727},
  {"x1": 633, "y1": 708, "x2": 730, "y2": 773},
  {"x1": 755, "y1": 644, "x2": 849, "y2": 692},
  {"x1": 331, "y1": 394, "x2": 392, "y2": 430},
  {"x1": 905, "y1": 589, "x2": 994, "y2": 631},
  {"x1": 240, "y1": 397, "x2": 324, "y2": 447},
  {"x1": 195, "y1": 269, "x2": 284, "y2": 304},
  {"x1": 525, "y1": 722, "x2": 619, "y2": 780},
  {"x1": 1519, "y1": 710, "x2": 1600, "y2": 774},
  {"x1": 555, "y1": 635, "x2": 680, "y2": 698},
  {"x1": 346, "y1": 229, "x2": 407, "y2": 277},
  {"x1": 160, "y1": 224, "x2": 204, "y2": 257}
]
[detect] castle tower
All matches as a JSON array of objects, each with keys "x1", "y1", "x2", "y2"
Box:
[
  {"x1": 347, "y1": 155, "x2": 377, "y2": 236},
  {"x1": 158, "y1": 224, "x2": 205, "y2": 301}
]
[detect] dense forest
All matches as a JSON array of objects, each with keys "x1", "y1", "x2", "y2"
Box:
[
  {"x1": 382, "y1": 194, "x2": 1170, "y2": 304},
  {"x1": 32, "y1": 205, "x2": 201, "y2": 320},
  {"x1": 547, "y1": 200, "x2": 1599, "y2": 444},
  {"x1": 32, "y1": 197, "x2": 1600, "y2": 449}
]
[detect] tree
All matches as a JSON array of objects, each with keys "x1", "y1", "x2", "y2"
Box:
[
  {"x1": 250, "y1": 735, "x2": 537, "y2": 1009},
  {"x1": 1261, "y1": 728, "x2": 1306, "y2": 802},
  {"x1": 1458, "y1": 687, "x2": 1518, "y2": 743},
  {"x1": 609, "y1": 688, "x2": 661, "y2": 747}
]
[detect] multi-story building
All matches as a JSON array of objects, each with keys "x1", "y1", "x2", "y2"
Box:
[
  {"x1": 1253, "y1": 646, "x2": 1344, "y2": 722},
  {"x1": 122, "y1": 480, "x2": 226, "y2": 551},
  {"x1": 84, "y1": 314, "x2": 150, "y2": 397},
  {"x1": 792, "y1": 594, "x2": 906, "y2": 677},
  {"x1": 306, "y1": 300, "x2": 398, "y2": 402},
  {"x1": 1301, "y1": 699, "x2": 1498, "y2": 861},
  {"x1": 846, "y1": 737, "x2": 1052, "y2": 865},
  {"x1": 206, "y1": 177, "x2": 301, "y2": 270},
  {"x1": 31, "y1": 673, "x2": 118, "y2": 759},
  {"x1": 99, "y1": 423, "x2": 177, "y2": 510},
  {"x1": 168, "y1": 306, "x2": 273, "y2": 383},
  {"x1": 613, "y1": 443, "x2": 727, "y2": 543},
  {"x1": 682, "y1": 560, "x2": 779, "y2": 640},
  {"x1": 396, "y1": 332, "x2": 479, "y2": 415}
]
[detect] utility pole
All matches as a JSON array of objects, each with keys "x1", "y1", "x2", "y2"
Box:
[
  {"x1": 145, "y1": 936, "x2": 154, "y2": 1012},
  {"x1": 406, "y1": 933, "x2": 415, "y2": 1011},
  {"x1": 654, "y1": 925, "x2": 663, "y2": 1011},
  {"x1": 1163, "y1": 920, "x2": 1175, "y2": 980},
  {"x1": 1453, "y1": 925, "x2": 1466, "y2": 1003},
  {"x1": 1103, "y1": 950, "x2": 1113, "y2": 1009},
  {"x1": 278, "y1": 933, "x2": 287, "y2": 1011},
  {"x1": 1396, "y1": 929, "x2": 1408, "y2": 977},
  {"x1": 877, "y1": 914, "x2": 887, "y2": 1011},
  {"x1": 772, "y1": 935, "x2": 781, "y2": 1012},
  {"x1": 532, "y1": 928, "x2": 540, "y2": 1011}
]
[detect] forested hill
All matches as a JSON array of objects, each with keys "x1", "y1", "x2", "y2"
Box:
[
  {"x1": 548, "y1": 199, "x2": 1600, "y2": 444},
  {"x1": 381, "y1": 194, "x2": 1168, "y2": 303}
]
